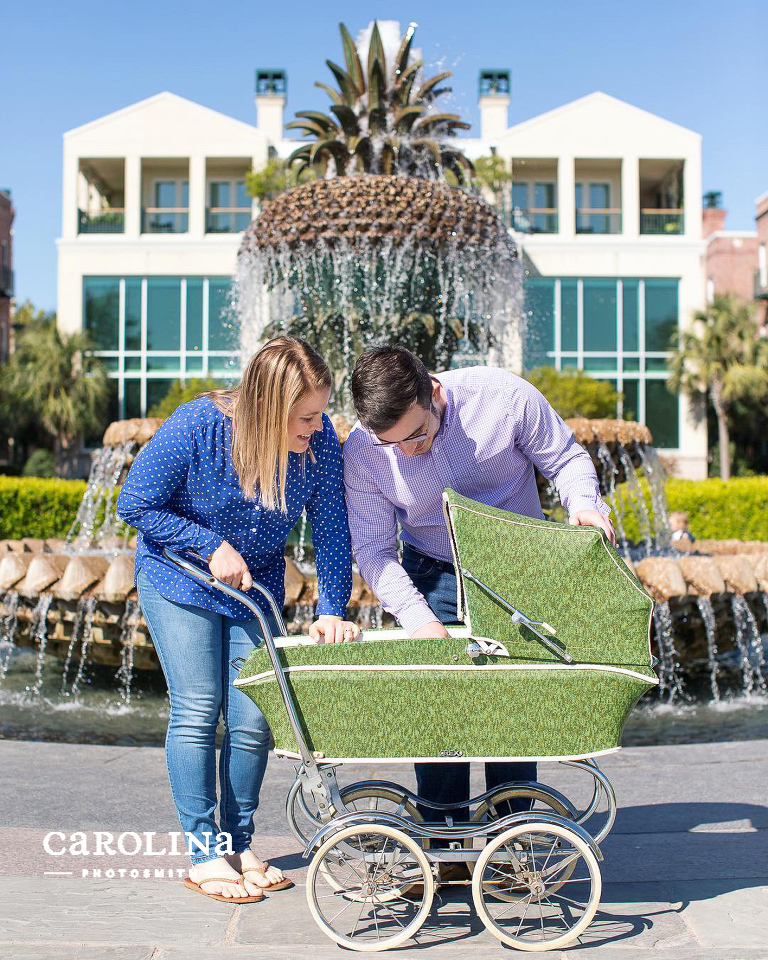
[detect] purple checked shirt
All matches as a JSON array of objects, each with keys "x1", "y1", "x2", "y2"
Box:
[{"x1": 343, "y1": 366, "x2": 610, "y2": 635}]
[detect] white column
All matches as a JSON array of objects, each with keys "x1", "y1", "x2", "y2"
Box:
[
  {"x1": 621, "y1": 156, "x2": 639, "y2": 238},
  {"x1": 124, "y1": 155, "x2": 141, "y2": 238},
  {"x1": 189, "y1": 154, "x2": 206, "y2": 237},
  {"x1": 61, "y1": 146, "x2": 79, "y2": 239},
  {"x1": 683, "y1": 152, "x2": 702, "y2": 240},
  {"x1": 558, "y1": 156, "x2": 575, "y2": 239}
]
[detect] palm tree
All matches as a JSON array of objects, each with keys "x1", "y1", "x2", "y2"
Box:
[
  {"x1": 1, "y1": 318, "x2": 109, "y2": 476},
  {"x1": 668, "y1": 295, "x2": 768, "y2": 479},
  {"x1": 286, "y1": 22, "x2": 472, "y2": 183}
]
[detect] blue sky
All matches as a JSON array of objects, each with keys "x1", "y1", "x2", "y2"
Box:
[{"x1": 4, "y1": 0, "x2": 766, "y2": 311}]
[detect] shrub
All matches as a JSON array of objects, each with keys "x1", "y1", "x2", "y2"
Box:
[
  {"x1": 616, "y1": 476, "x2": 768, "y2": 544},
  {"x1": 148, "y1": 378, "x2": 223, "y2": 418},
  {"x1": 0, "y1": 476, "x2": 86, "y2": 540},
  {"x1": 22, "y1": 449, "x2": 56, "y2": 478},
  {"x1": 667, "y1": 478, "x2": 768, "y2": 541},
  {"x1": 526, "y1": 367, "x2": 621, "y2": 420}
]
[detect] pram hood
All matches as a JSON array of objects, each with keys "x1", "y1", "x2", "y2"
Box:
[{"x1": 442, "y1": 489, "x2": 655, "y2": 675}]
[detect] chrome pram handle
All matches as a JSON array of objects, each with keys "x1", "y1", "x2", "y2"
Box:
[
  {"x1": 163, "y1": 548, "x2": 288, "y2": 637},
  {"x1": 163, "y1": 547, "x2": 320, "y2": 770}
]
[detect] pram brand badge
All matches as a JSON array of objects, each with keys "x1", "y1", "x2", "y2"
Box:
[{"x1": 439, "y1": 749, "x2": 465, "y2": 757}]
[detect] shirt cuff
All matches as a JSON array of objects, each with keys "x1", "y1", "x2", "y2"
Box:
[
  {"x1": 398, "y1": 602, "x2": 446, "y2": 637},
  {"x1": 316, "y1": 599, "x2": 348, "y2": 618},
  {"x1": 566, "y1": 496, "x2": 612, "y2": 519},
  {"x1": 196, "y1": 528, "x2": 224, "y2": 560}
]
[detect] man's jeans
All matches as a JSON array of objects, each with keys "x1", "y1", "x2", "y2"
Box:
[
  {"x1": 401, "y1": 544, "x2": 537, "y2": 832},
  {"x1": 138, "y1": 569, "x2": 274, "y2": 864}
]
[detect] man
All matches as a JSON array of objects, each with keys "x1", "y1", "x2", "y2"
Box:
[{"x1": 343, "y1": 346, "x2": 614, "y2": 861}]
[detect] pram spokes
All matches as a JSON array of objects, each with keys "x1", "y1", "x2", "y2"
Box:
[{"x1": 165, "y1": 545, "x2": 637, "y2": 952}]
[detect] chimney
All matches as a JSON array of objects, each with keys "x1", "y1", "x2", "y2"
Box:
[
  {"x1": 702, "y1": 206, "x2": 726, "y2": 238},
  {"x1": 478, "y1": 70, "x2": 510, "y2": 142},
  {"x1": 255, "y1": 70, "x2": 286, "y2": 143}
]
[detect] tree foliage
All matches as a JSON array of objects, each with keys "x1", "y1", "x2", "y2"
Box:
[
  {"x1": 668, "y1": 294, "x2": 768, "y2": 480},
  {"x1": 0, "y1": 314, "x2": 109, "y2": 476},
  {"x1": 147, "y1": 378, "x2": 223, "y2": 419},
  {"x1": 525, "y1": 367, "x2": 621, "y2": 420},
  {"x1": 473, "y1": 155, "x2": 513, "y2": 208},
  {"x1": 245, "y1": 158, "x2": 314, "y2": 202}
]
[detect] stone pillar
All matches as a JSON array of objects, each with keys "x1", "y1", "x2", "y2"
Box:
[
  {"x1": 189, "y1": 154, "x2": 206, "y2": 237},
  {"x1": 621, "y1": 156, "x2": 639, "y2": 238}
]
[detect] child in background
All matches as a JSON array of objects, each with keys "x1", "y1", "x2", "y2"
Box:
[{"x1": 670, "y1": 511, "x2": 695, "y2": 543}]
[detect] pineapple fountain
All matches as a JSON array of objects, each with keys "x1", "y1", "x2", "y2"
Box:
[{"x1": 0, "y1": 22, "x2": 766, "y2": 744}]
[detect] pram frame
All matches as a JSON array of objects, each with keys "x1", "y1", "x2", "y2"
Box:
[{"x1": 164, "y1": 548, "x2": 621, "y2": 952}]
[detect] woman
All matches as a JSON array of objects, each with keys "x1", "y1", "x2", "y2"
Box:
[{"x1": 117, "y1": 336, "x2": 360, "y2": 903}]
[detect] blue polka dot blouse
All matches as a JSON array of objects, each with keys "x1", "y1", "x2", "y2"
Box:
[{"x1": 117, "y1": 397, "x2": 353, "y2": 620}]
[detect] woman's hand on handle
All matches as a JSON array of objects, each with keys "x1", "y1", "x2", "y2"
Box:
[
  {"x1": 207, "y1": 541, "x2": 253, "y2": 591},
  {"x1": 309, "y1": 616, "x2": 361, "y2": 644}
]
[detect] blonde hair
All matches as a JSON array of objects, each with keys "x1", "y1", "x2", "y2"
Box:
[{"x1": 206, "y1": 336, "x2": 332, "y2": 512}]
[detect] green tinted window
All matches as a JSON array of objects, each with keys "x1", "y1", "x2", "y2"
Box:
[
  {"x1": 84, "y1": 278, "x2": 119, "y2": 350},
  {"x1": 622, "y1": 280, "x2": 639, "y2": 351},
  {"x1": 583, "y1": 279, "x2": 617, "y2": 351},
  {"x1": 208, "y1": 279, "x2": 235, "y2": 350},
  {"x1": 622, "y1": 380, "x2": 639, "y2": 421},
  {"x1": 124, "y1": 379, "x2": 141, "y2": 419},
  {"x1": 125, "y1": 278, "x2": 142, "y2": 351},
  {"x1": 561, "y1": 279, "x2": 577, "y2": 351},
  {"x1": 146, "y1": 278, "x2": 181, "y2": 351},
  {"x1": 186, "y1": 278, "x2": 204, "y2": 351},
  {"x1": 146, "y1": 378, "x2": 176, "y2": 414},
  {"x1": 523, "y1": 278, "x2": 555, "y2": 368},
  {"x1": 583, "y1": 355, "x2": 617, "y2": 372},
  {"x1": 645, "y1": 280, "x2": 678, "y2": 351},
  {"x1": 645, "y1": 380, "x2": 679, "y2": 448}
]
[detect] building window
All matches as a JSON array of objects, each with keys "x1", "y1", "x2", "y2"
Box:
[
  {"x1": 84, "y1": 278, "x2": 120, "y2": 350},
  {"x1": 523, "y1": 276, "x2": 680, "y2": 448},
  {"x1": 206, "y1": 180, "x2": 251, "y2": 233},
  {"x1": 576, "y1": 182, "x2": 619, "y2": 234},
  {"x1": 83, "y1": 275, "x2": 238, "y2": 419},
  {"x1": 509, "y1": 181, "x2": 557, "y2": 233},
  {"x1": 143, "y1": 180, "x2": 189, "y2": 233}
]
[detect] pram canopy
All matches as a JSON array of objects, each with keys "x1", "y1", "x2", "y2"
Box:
[{"x1": 234, "y1": 490, "x2": 657, "y2": 762}]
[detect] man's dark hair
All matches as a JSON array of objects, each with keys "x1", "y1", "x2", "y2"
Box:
[{"x1": 351, "y1": 346, "x2": 433, "y2": 433}]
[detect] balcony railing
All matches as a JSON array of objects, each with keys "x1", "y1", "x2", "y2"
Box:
[
  {"x1": 78, "y1": 208, "x2": 125, "y2": 234},
  {"x1": 506, "y1": 207, "x2": 558, "y2": 234},
  {"x1": 576, "y1": 209, "x2": 622, "y2": 234},
  {"x1": 205, "y1": 207, "x2": 252, "y2": 234},
  {"x1": 142, "y1": 208, "x2": 189, "y2": 234},
  {"x1": 0, "y1": 264, "x2": 13, "y2": 298},
  {"x1": 640, "y1": 209, "x2": 684, "y2": 235},
  {"x1": 755, "y1": 270, "x2": 768, "y2": 300}
]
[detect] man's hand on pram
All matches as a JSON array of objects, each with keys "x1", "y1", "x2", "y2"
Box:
[
  {"x1": 568, "y1": 509, "x2": 617, "y2": 548},
  {"x1": 206, "y1": 541, "x2": 254, "y2": 591},
  {"x1": 309, "y1": 616, "x2": 361, "y2": 644}
]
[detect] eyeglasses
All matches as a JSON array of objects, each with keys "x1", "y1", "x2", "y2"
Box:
[{"x1": 371, "y1": 403, "x2": 434, "y2": 447}]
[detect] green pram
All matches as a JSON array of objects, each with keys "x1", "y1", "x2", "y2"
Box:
[{"x1": 167, "y1": 489, "x2": 657, "y2": 953}]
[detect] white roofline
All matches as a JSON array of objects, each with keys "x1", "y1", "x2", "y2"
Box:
[
  {"x1": 64, "y1": 91, "x2": 262, "y2": 140},
  {"x1": 755, "y1": 190, "x2": 768, "y2": 205},
  {"x1": 706, "y1": 230, "x2": 758, "y2": 240},
  {"x1": 497, "y1": 91, "x2": 701, "y2": 141}
]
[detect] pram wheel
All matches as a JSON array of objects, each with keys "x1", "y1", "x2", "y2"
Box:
[
  {"x1": 472, "y1": 821, "x2": 601, "y2": 952},
  {"x1": 307, "y1": 824, "x2": 434, "y2": 952}
]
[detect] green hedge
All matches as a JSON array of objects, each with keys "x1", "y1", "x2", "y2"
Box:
[
  {"x1": 0, "y1": 474, "x2": 765, "y2": 546},
  {"x1": 666, "y1": 478, "x2": 768, "y2": 541},
  {"x1": 618, "y1": 477, "x2": 768, "y2": 544},
  {"x1": 0, "y1": 476, "x2": 87, "y2": 540}
]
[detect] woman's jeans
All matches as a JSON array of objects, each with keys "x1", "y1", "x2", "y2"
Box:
[
  {"x1": 137, "y1": 568, "x2": 274, "y2": 865},
  {"x1": 401, "y1": 544, "x2": 537, "y2": 834}
]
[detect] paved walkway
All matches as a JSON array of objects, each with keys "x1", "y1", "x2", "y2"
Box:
[{"x1": 0, "y1": 738, "x2": 766, "y2": 959}]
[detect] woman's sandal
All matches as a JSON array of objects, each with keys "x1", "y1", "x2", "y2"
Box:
[
  {"x1": 241, "y1": 866, "x2": 294, "y2": 891},
  {"x1": 183, "y1": 875, "x2": 264, "y2": 903}
]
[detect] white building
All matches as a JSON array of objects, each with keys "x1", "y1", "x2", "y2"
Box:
[{"x1": 56, "y1": 71, "x2": 707, "y2": 476}]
